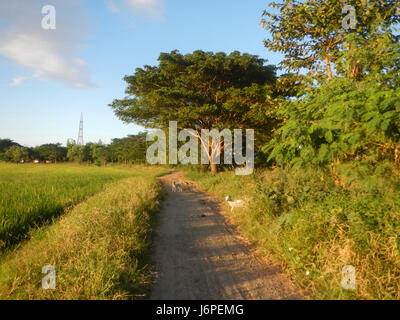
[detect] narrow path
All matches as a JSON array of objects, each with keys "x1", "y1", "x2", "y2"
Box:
[{"x1": 150, "y1": 172, "x2": 303, "y2": 300}]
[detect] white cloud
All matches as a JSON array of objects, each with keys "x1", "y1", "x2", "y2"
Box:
[
  {"x1": 107, "y1": 0, "x2": 164, "y2": 20},
  {"x1": 10, "y1": 76, "x2": 27, "y2": 87},
  {"x1": 0, "y1": 0, "x2": 95, "y2": 89},
  {"x1": 125, "y1": 0, "x2": 164, "y2": 18}
]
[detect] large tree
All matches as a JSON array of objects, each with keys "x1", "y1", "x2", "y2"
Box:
[
  {"x1": 66, "y1": 143, "x2": 89, "y2": 164},
  {"x1": 263, "y1": 0, "x2": 400, "y2": 172},
  {"x1": 0, "y1": 139, "x2": 20, "y2": 153},
  {"x1": 110, "y1": 50, "x2": 286, "y2": 173},
  {"x1": 261, "y1": 0, "x2": 400, "y2": 81},
  {"x1": 0, "y1": 139, "x2": 21, "y2": 161},
  {"x1": 90, "y1": 143, "x2": 110, "y2": 166},
  {"x1": 32, "y1": 143, "x2": 67, "y2": 163},
  {"x1": 4, "y1": 146, "x2": 29, "y2": 163},
  {"x1": 109, "y1": 134, "x2": 148, "y2": 165}
]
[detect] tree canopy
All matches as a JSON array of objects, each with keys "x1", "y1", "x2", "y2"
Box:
[
  {"x1": 32, "y1": 144, "x2": 67, "y2": 163},
  {"x1": 263, "y1": 0, "x2": 400, "y2": 176},
  {"x1": 0, "y1": 139, "x2": 20, "y2": 153},
  {"x1": 261, "y1": 0, "x2": 400, "y2": 81},
  {"x1": 3, "y1": 146, "x2": 29, "y2": 163},
  {"x1": 110, "y1": 50, "x2": 291, "y2": 172}
]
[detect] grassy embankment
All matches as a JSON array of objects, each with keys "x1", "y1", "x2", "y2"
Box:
[
  {"x1": 185, "y1": 166, "x2": 400, "y2": 300},
  {"x1": 0, "y1": 164, "x2": 167, "y2": 299}
]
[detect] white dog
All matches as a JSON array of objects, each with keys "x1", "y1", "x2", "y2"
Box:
[{"x1": 225, "y1": 196, "x2": 246, "y2": 212}]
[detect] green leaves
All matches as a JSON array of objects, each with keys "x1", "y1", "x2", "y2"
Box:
[
  {"x1": 110, "y1": 50, "x2": 291, "y2": 166},
  {"x1": 267, "y1": 78, "x2": 400, "y2": 169},
  {"x1": 262, "y1": 0, "x2": 400, "y2": 81},
  {"x1": 325, "y1": 131, "x2": 333, "y2": 143},
  {"x1": 262, "y1": 0, "x2": 400, "y2": 169},
  {"x1": 111, "y1": 50, "x2": 279, "y2": 130}
]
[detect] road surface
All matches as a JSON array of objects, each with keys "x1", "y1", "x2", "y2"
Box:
[{"x1": 150, "y1": 172, "x2": 303, "y2": 300}]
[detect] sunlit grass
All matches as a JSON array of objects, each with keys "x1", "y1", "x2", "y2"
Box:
[
  {"x1": 0, "y1": 163, "x2": 161, "y2": 249},
  {"x1": 185, "y1": 167, "x2": 400, "y2": 300},
  {"x1": 0, "y1": 175, "x2": 164, "y2": 300}
]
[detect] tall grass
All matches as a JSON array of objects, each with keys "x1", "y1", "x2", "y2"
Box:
[
  {"x1": 0, "y1": 175, "x2": 163, "y2": 300},
  {"x1": 0, "y1": 164, "x2": 145, "y2": 249},
  {"x1": 185, "y1": 167, "x2": 400, "y2": 300}
]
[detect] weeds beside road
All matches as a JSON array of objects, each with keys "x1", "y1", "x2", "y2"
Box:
[{"x1": 185, "y1": 166, "x2": 400, "y2": 300}]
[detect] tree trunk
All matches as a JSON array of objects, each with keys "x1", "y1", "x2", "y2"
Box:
[
  {"x1": 325, "y1": 57, "x2": 333, "y2": 81},
  {"x1": 209, "y1": 138, "x2": 219, "y2": 174},
  {"x1": 351, "y1": 63, "x2": 362, "y2": 78}
]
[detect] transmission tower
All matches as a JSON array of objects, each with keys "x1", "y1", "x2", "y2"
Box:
[{"x1": 77, "y1": 113, "x2": 84, "y2": 146}]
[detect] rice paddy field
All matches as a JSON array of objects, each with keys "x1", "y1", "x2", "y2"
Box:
[
  {"x1": 0, "y1": 163, "x2": 167, "y2": 299},
  {"x1": 0, "y1": 163, "x2": 142, "y2": 249}
]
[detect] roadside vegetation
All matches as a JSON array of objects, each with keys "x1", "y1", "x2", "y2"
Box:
[{"x1": 186, "y1": 166, "x2": 400, "y2": 300}]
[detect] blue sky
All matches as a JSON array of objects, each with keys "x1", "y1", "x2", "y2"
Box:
[{"x1": 0, "y1": 0, "x2": 281, "y2": 147}]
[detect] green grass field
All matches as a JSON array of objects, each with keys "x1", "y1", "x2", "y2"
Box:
[
  {"x1": 0, "y1": 163, "x2": 167, "y2": 299},
  {"x1": 0, "y1": 163, "x2": 151, "y2": 249}
]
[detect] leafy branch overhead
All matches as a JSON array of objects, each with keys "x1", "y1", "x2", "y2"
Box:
[
  {"x1": 263, "y1": 0, "x2": 400, "y2": 173},
  {"x1": 261, "y1": 0, "x2": 400, "y2": 81}
]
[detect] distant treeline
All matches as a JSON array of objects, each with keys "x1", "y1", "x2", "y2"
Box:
[{"x1": 0, "y1": 133, "x2": 148, "y2": 165}]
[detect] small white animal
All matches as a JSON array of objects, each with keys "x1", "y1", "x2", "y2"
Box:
[{"x1": 225, "y1": 196, "x2": 245, "y2": 212}]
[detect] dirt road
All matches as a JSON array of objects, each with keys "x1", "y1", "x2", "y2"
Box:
[{"x1": 150, "y1": 172, "x2": 303, "y2": 300}]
